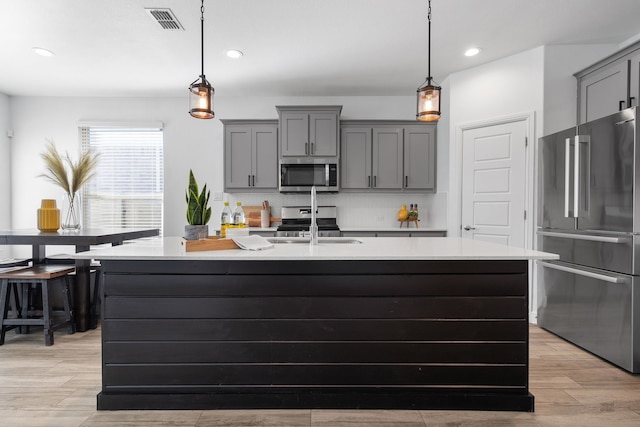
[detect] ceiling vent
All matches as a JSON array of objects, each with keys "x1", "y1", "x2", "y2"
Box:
[{"x1": 145, "y1": 8, "x2": 184, "y2": 30}]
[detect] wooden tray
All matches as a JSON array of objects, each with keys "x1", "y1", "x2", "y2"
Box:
[{"x1": 180, "y1": 236, "x2": 239, "y2": 252}]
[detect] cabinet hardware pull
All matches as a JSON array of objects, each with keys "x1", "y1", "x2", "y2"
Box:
[
  {"x1": 305, "y1": 143, "x2": 308, "y2": 155},
  {"x1": 311, "y1": 142, "x2": 315, "y2": 154},
  {"x1": 620, "y1": 100, "x2": 626, "y2": 111},
  {"x1": 374, "y1": 176, "x2": 377, "y2": 187},
  {"x1": 405, "y1": 176, "x2": 408, "y2": 187},
  {"x1": 252, "y1": 175, "x2": 255, "y2": 186},
  {"x1": 248, "y1": 175, "x2": 251, "y2": 186},
  {"x1": 631, "y1": 97, "x2": 636, "y2": 107},
  {"x1": 367, "y1": 176, "x2": 371, "y2": 188}
]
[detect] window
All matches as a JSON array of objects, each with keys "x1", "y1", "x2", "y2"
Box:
[{"x1": 80, "y1": 124, "x2": 164, "y2": 234}]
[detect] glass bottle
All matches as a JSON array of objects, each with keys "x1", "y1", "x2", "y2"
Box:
[
  {"x1": 232, "y1": 202, "x2": 246, "y2": 228},
  {"x1": 220, "y1": 202, "x2": 232, "y2": 237}
]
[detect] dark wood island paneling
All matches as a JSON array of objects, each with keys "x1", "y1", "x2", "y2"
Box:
[{"x1": 98, "y1": 259, "x2": 532, "y2": 411}]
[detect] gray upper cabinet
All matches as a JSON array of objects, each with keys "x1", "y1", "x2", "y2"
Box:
[
  {"x1": 277, "y1": 106, "x2": 341, "y2": 157},
  {"x1": 223, "y1": 120, "x2": 278, "y2": 191},
  {"x1": 404, "y1": 125, "x2": 436, "y2": 190},
  {"x1": 340, "y1": 127, "x2": 371, "y2": 189},
  {"x1": 578, "y1": 61, "x2": 628, "y2": 123},
  {"x1": 630, "y1": 52, "x2": 640, "y2": 109},
  {"x1": 372, "y1": 127, "x2": 403, "y2": 189},
  {"x1": 341, "y1": 121, "x2": 436, "y2": 192},
  {"x1": 576, "y1": 41, "x2": 640, "y2": 124}
]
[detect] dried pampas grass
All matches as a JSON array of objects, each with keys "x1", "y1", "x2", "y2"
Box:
[{"x1": 39, "y1": 139, "x2": 99, "y2": 196}]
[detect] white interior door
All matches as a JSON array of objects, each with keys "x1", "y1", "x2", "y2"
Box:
[{"x1": 461, "y1": 120, "x2": 527, "y2": 247}]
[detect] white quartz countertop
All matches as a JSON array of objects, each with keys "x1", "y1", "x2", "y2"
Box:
[{"x1": 74, "y1": 236, "x2": 558, "y2": 261}]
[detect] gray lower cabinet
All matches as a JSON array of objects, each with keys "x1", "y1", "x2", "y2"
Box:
[
  {"x1": 341, "y1": 121, "x2": 436, "y2": 192},
  {"x1": 277, "y1": 106, "x2": 341, "y2": 157},
  {"x1": 223, "y1": 121, "x2": 278, "y2": 191},
  {"x1": 342, "y1": 231, "x2": 447, "y2": 237}
]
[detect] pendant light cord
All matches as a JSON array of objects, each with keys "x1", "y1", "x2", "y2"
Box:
[
  {"x1": 427, "y1": 0, "x2": 432, "y2": 81},
  {"x1": 200, "y1": 0, "x2": 205, "y2": 78}
]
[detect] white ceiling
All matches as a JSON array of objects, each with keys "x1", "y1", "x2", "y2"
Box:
[{"x1": 1, "y1": 0, "x2": 640, "y2": 98}]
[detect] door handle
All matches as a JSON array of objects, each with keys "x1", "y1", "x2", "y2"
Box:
[
  {"x1": 463, "y1": 225, "x2": 476, "y2": 231},
  {"x1": 564, "y1": 138, "x2": 573, "y2": 218}
]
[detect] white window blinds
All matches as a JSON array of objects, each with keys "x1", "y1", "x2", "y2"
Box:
[{"x1": 80, "y1": 125, "x2": 164, "y2": 234}]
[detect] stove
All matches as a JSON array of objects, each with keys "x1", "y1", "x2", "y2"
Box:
[{"x1": 276, "y1": 206, "x2": 340, "y2": 237}]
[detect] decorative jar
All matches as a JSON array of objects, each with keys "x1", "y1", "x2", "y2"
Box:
[{"x1": 37, "y1": 199, "x2": 61, "y2": 232}]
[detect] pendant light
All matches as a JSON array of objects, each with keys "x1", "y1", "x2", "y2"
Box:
[
  {"x1": 189, "y1": 0, "x2": 214, "y2": 119},
  {"x1": 416, "y1": 0, "x2": 441, "y2": 122}
]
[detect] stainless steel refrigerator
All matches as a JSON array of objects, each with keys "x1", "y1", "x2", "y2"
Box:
[{"x1": 537, "y1": 106, "x2": 640, "y2": 373}]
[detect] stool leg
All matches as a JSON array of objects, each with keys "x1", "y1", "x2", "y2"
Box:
[
  {"x1": 41, "y1": 280, "x2": 54, "y2": 346},
  {"x1": 0, "y1": 279, "x2": 10, "y2": 345},
  {"x1": 21, "y1": 284, "x2": 30, "y2": 334},
  {"x1": 62, "y1": 276, "x2": 75, "y2": 335}
]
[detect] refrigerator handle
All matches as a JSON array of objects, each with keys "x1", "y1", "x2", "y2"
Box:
[
  {"x1": 575, "y1": 135, "x2": 590, "y2": 218},
  {"x1": 564, "y1": 138, "x2": 573, "y2": 218},
  {"x1": 537, "y1": 230, "x2": 627, "y2": 244},
  {"x1": 538, "y1": 261, "x2": 628, "y2": 284}
]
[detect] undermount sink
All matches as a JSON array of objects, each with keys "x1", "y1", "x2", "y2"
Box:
[{"x1": 267, "y1": 237, "x2": 362, "y2": 244}]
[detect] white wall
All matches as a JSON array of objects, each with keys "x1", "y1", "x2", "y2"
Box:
[
  {"x1": 0, "y1": 93, "x2": 10, "y2": 259},
  {"x1": 8, "y1": 95, "x2": 449, "y2": 247}
]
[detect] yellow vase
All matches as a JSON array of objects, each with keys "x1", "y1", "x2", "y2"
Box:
[
  {"x1": 397, "y1": 204, "x2": 409, "y2": 221},
  {"x1": 37, "y1": 199, "x2": 61, "y2": 232}
]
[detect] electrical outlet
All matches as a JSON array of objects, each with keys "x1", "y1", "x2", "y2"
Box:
[
  {"x1": 376, "y1": 215, "x2": 385, "y2": 222},
  {"x1": 213, "y1": 192, "x2": 223, "y2": 201}
]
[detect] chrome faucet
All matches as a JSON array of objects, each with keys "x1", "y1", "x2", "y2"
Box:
[{"x1": 310, "y1": 185, "x2": 318, "y2": 246}]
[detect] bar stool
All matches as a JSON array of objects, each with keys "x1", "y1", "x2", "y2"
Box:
[{"x1": 0, "y1": 265, "x2": 76, "y2": 346}]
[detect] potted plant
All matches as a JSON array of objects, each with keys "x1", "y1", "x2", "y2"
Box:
[
  {"x1": 39, "y1": 139, "x2": 99, "y2": 230},
  {"x1": 184, "y1": 169, "x2": 211, "y2": 240}
]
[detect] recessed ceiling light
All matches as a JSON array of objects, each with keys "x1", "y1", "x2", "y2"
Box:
[
  {"x1": 464, "y1": 47, "x2": 481, "y2": 57},
  {"x1": 32, "y1": 47, "x2": 55, "y2": 57},
  {"x1": 226, "y1": 49, "x2": 243, "y2": 59}
]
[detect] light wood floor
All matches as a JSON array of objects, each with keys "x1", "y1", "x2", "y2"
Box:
[{"x1": 1, "y1": 325, "x2": 639, "y2": 427}]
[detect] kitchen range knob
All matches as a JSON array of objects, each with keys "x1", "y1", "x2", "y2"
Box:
[{"x1": 463, "y1": 225, "x2": 476, "y2": 231}]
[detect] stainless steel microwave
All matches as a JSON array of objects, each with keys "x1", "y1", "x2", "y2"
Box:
[{"x1": 279, "y1": 159, "x2": 339, "y2": 193}]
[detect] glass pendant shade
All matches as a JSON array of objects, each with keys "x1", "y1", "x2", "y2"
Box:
[
  {"x1": 189, "y1": 77, "x2": 214, "y2": 119},
  {"x1": 416, "y1": 78, "x2": 441, "y2": 122}
]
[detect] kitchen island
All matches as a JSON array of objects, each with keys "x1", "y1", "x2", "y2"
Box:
[{"x1": 76, "y1": 237, "x2": 556, "y2": 412}]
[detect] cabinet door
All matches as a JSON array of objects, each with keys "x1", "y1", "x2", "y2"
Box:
[
  {"x1": 310, "y1": 112, "x2": 338, "y2": 157},
  {"x1": 341, "y1": 127, "x2": 372, "y2": 189},
  {"x1": 224, "y1": 126, "x2": 253, "y2": 189},
  {"x1": 404, "y1": 125, "x2": 436, "y2": 191},
  {"x1": 372, "y1": 128, "x2": 403, "y2": 189},
  {"x1": 580, "y1": 61, "x2": 629, "y2": 123},
  {"x1": 280, "y1": 112, "x2": 309, "y2": 156},
  {"x1": 630, "y1": 53, "x2": 640, "y2": 108},
  {"x1": 252, "y1": 125, "x2": 278, "y2": 189}
]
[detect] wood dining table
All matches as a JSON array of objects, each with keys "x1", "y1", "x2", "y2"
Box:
[{"x1": 0, "y1": 228, "x2": 159, "y2": 332}]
